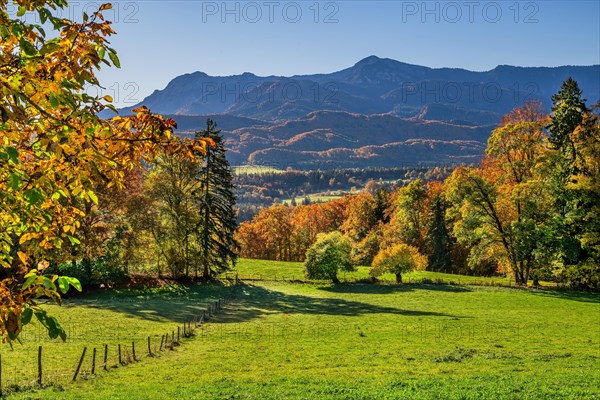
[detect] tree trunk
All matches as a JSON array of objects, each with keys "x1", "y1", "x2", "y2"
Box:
[
  {"x1": 82, "y1": 257, "x2": 93, "y2": 283},
  {"x1": 332, "y1": 275, "x2": 340, "y2": 284},
  {"x1": 395, "y1": 273, "x2": 402, "y2": 284}
]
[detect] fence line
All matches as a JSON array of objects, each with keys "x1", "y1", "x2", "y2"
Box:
[{"x1": 0, "y1": 276, "x2": 241, "y2": 395}]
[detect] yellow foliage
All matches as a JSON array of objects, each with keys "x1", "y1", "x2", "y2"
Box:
[{"x1": 0, "y1": 0, "x2": 210, "y2": 343}]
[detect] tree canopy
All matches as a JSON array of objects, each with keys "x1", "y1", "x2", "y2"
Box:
[{"x1": 0, "y1": 0, "x2": 210, "y2": 344}]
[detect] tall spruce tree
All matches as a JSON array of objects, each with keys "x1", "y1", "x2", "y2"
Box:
[
  {"x1": 548, "y1": 78, "x2": 588, "y2": 161},
  {"x1": 195, "y1": 119, "x2": 238, "y2": 279},
  {"x1": 546, "y1": 79, "x2": 591, "y2": 278},
  {"x1": 427, "y1": 193, "x2": 453, "y2": 273}
]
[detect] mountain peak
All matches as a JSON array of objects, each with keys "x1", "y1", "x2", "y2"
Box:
[{"x1": 355, "y1": 55, "x2": 383, "y2": 65}]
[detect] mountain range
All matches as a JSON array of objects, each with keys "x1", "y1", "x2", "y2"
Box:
[{"x1": 114, "y1": 56, "x2": 599, "y2": 169}]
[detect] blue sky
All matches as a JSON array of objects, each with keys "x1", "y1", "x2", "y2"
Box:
[{"x1": 69, "y1": 1, "x2": 600, "y2": 106}]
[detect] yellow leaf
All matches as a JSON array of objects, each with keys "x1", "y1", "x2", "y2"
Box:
[{"x1": 17, "y1": 251, "x2": 28, "y2": 265}]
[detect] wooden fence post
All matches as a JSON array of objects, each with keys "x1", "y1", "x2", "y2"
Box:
[
  {"x1": 132, "y1": 342, "x2": 136, "y2": 361},
  {"x1": 118, "y1": 344, "x2": 122, "y2": 365},
  {"x1": 37, "y1": 346, "x2": 42, "y2": 386},
  {"x1": 72, "y1": 347, "x2": 87, "y2": 382},
  {"x1": 103, "y1": 344, "x2": 108, "y2": 371},
  {"x1": 159, "y1": 335, "x2": 164, "y2": 351},
  {"x1": 91, "y1": 348, "x2": 96, "y2": 375},
  {"x1": 148, "y1": 336, "x2": 152, "y2": 356}
]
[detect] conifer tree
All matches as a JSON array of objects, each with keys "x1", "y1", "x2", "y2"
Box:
[
  {"x1": 195, "y1": 120, "x2": 238, "y2": 279},
  {"x1": 548, "y1": 77, "x2": 588, "y2": 161},
  {"x1": 427, "y1": 194, "x2": 453, "y2": 273}
]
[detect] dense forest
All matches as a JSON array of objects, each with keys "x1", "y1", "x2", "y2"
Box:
[
  {"x1": 237, "y1": 80, "x2": 600, "y2": 288},
  {"x1": 234, "y1": 165, "x2": 455, "y2": 221}
]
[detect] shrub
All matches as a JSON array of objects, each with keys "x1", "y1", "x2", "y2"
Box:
[
  {"x1": 304, "y1": 231, "x2": 354, "y2": 283},
  {"x1": 370, "y1": 243, "x2": 427, "y2": 283}
]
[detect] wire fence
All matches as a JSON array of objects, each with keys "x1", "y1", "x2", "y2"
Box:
[{"x1": 0, "y1": 278, "x2": 240, "y2": 396}]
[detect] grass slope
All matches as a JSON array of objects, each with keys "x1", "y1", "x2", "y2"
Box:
[
  {"x1": 7, "y1": 279, "x2": 599, "y2": 399},
  {"x1": 0, "y1": 283, "x2": 235, "y2": 392},
  {"x1": 229, "y1": 258, "x2": 524, "y2": 286}
]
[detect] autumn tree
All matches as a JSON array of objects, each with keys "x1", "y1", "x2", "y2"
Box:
[
  {"x1": 304, "y1": 231, "x2": 353, "y2": 283},
  {"x1": 370, "y1": 243, "x2": 426, "y2": 283},
  {"x1": 341, "y1": 192, "x2": 377, "y2": 241},
  {"x1": 145, "y1": 154, "x2": 202, "y2": 278},
  {"x1": 445, "y1": 102, "x2": 551, "y2": 284},
  {"x1": 0, "y1": 1, "x2": 208, "y2": 343},
  {"x1": 238, "y1": 205, "x2": 294, "y2": 261},
  {"x1": 194, "y1": 119, "x2": 238, "y2": 279},
  {"x1": 382, "y1": 180, "x2": 428, "y2": 252},
  {"x1": 559, "y1": 105, "x2": 600, "y2": 287}
]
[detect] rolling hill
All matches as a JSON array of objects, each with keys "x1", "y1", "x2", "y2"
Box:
[{"x1": 111, "y1": 56, "x2": 599, "y2": 169}]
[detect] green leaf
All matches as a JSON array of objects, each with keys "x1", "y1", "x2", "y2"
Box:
[
  {"x1": 22, "y1": 275, "x2": 37, "y2": 290},
  {"x1": 49, "y1": 93, "x2": 59, "y2": 107},
  {"x1": 47, "y1": 317, "x2": 58, "y2": 339},
  {"x1": 98, "y1": 47, "x2": 106, "y2": 60},
  {"x1": 8, "y1": 173, "x2": 22, "y2": 190},
  {"x1": 67, "y1": 277, "x2": 82, "y2": 292},
  {"x1": 35, "y1": 311, "x2": 49, "y2": 328},
  {"x1": 23, "y1": 188, "x2": 44, "y2": 205},
  {"x1": 57, "y1": 277, "x2": 69, "y2": 294},
  {"x1": 38, "y1": 8, "x2": 50, "y2": 24},
  {"x1": 17, "y1": 6, "x2": 27, "y2": 17},
  {"x1": 108, "y1": 51, "x2": 120, "y2": 68},
  {"x1": 68, "y1": 235, "x2": 81, "y2": 245},
  {"x1": 42, "y1": 276, "x2": 56, "y2": 291},
  {"x1": 7, "y1": 330, "x2": 17, "y2": 341},
  {"x1": 19, "y1": 38, "x2": 37, "y2": 56},
  {"x1": 5, "y1": 146, "x2": 19, "y2": 163},
  {"x1": 21, "y1": 308, "x2": 33, "y2": 325},
  {"x1": 88, "y1": 190, "x2": 98, "y2": 204},
  {"x1": 41, "y1": 42, "x2": 60, "y2": 55}
]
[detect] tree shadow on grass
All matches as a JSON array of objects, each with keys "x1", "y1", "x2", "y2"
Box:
[
  {"x1": 213, "y1": 282, "x2": 463, "y2": 325},
  {"x1": 525, "y1": 288, "x2": 600, "y2": 304},
  {"x1": 70, "y1": 280, "x2": 465, "y2": 326},
  {"x1": 71, "y1": 280, "x2": 236, "y2": 324},
  {"x1": 319, "y1": 282, "x2": 473, "y2": 295}
]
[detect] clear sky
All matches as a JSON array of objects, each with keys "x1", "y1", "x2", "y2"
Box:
[{"x1": 57, "y1": 0, "x2": 600, "y2": 106}]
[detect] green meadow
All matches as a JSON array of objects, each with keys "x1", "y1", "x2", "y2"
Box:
[{"x1": 4, "y1": 259, "x2": 599, "y2": 399}]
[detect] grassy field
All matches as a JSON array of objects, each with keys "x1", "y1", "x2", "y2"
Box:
[
  {"x1": 0, "y1": 283, "x2": 236, "y2": 392},
  {"x1": 227, "y1": 258, "x2": 529, "y2": 286},
  {"x1": 7, "y1": 279, "x2": 599, "y2": 399}
]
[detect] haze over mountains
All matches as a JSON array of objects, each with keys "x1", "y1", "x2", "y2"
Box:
[{"x1": 117, "y1": 56, "x2": 599, "y2": 169}]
